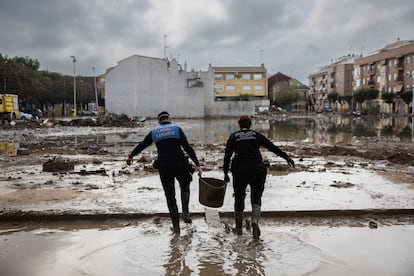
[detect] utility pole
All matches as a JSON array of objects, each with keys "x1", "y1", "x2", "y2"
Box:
[
  {"x1": 70, "y1": 56, "x2": 77, "y2": 116},
  {"x1": 163, "y1": 34, "x2": 169, "y2": 59},
  {"x1": 92, "y1": 67, "x2": 99, "y2": 114}
]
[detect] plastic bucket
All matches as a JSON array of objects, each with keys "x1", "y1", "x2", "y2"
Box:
[{"x1": 199, "y1": 177, "x2": 227, "y2": 208}]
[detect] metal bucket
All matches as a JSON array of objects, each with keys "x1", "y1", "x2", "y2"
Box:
[{"x1": 199, "y1": 177, "x2": 227, "y2": 208}]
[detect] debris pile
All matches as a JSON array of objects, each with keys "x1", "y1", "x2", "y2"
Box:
[{"x1": 42, "y1": 157, "x2": 76, "y2": 172}]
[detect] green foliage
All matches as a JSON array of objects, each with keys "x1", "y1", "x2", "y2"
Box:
[
  {"x1": 327, "y1": 92, "x2": 339, "y2": 103},
  {"x1": 353, "y1": 88, "x2": 379, "y2": 103},
  {"x1": 400, "y1": 91, "x2": 413, "y2": 105},
  {"x1": 381, "y1": 92, "x2": 394, "y2": 104},
  {"x1": 239, "y1": 93, "x2": 253, "y2": 99},
  {"x1": 272, "y1": 84, "x2": 300, "y2": 107},
  {"x1": 339, "y1": 95, "x2": 352, "y2": 104},
  {"x1": 0, "y1": 53, "x2": 40, "y2": 71},
  {"x1": 1, "y1": 53, "x2": 96, "y2": 108}
]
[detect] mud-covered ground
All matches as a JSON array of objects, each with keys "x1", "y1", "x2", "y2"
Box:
[
  {"x1": 1, "y1": 115, "x2": 414, "y2": 275},
  {"x1": 1, "y1": 115, "x2": 413, "y2": 215}
]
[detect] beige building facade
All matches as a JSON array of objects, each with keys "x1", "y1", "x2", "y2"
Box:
[
  {"x1": 353, "y1": 39, "x2": 414, "y2": 114},
  {"x1": 308, "y1": 55, "x2": 359, "y2": 112},
  {"x1": 213, "y1": 66, "x2": 268, "y2": 100}
]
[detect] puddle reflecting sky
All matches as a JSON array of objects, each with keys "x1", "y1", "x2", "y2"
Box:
[
  {"x1": 1, "y1": 219, "x2": 413, "y2": 276},
  {"x1": 6, "y1": 115, "x2": 411, "y2": 148}
]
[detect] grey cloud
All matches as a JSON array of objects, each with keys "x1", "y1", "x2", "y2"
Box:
[{"x1": 0, "y1": 0, "x2": 413, "y2": 82}]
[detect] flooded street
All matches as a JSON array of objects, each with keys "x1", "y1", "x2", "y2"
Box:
[
  {"x1": 1, "y1": 114, "x2": 414, "y2": 275},
  {"x1": 1, "y1": 216, "x2": 414, "y2": 276}
]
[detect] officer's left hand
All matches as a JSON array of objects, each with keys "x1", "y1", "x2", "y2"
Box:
[
  {"x1": 195, "y1": 166, "x2": 202, "y2": 177},
  {"x1": 224, "y1": 173, "x2": 230, "y2": 183},
  {"x1": 286, "y1": 158, "x2": 295, "y2": 168}
]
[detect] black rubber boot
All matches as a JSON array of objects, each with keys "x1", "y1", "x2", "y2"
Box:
[
  {"x1": 181, "y1": 192, "x2": 192, "y2": 224},
  {"x1": 252, "y1": 204, "x2": 261, "y2": 240},
  {"x1": 182, "y1": 213, "x2": 192, "y2": 224},
  {"x1": 171, "y1": 213, "x2": 180, "y2": 233},
  {"x1": 235, "y1": 212, "x2": 243, "y2": 235}
]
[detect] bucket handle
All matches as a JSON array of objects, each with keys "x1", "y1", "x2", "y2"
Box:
[{"x1": 200, "y1": 177, "x2": 226, "y2": 189}]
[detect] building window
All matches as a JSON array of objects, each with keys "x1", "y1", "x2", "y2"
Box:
[
  {"x1": 214, "y1": 74, "x2": 224, "y2": 80},
  {"x1": 253, "y1": 74, "x2": 263, "y2": 80},
  {"x1": 226, "y1": 85, "x2": 235, "y2": 91},
  {"x1": 214, "y1": 85, "x2": 224, "y2": 91},
  {"x1": 242, "y1": 74, "x2": 251, "y2": 80},
  {"x1": 226, "y1": 74, "x2": 234, "y2": 80},
  {"x1": 254, "y1": 85, "x2": 263, "y2": 90},
  {"x1": 242, "y1": 85, "x2": 251, "y2": 91}
]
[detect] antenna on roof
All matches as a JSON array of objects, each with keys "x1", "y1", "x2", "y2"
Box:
[
  {"x1": 259, "y1": 49, "x2": 264, "y2": 65},
  {"x1": 163, "y1": 34, "x2": 169, "y2": 59}
]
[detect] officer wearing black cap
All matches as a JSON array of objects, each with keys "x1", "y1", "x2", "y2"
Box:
[{"x1": 127, "y1": 111, "x2": 201, "y2": 233}]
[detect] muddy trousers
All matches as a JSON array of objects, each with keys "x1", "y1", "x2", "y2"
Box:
[
  {"x1": 232, "y1": 162, "x2": 266, "y2": 233},
  {"x1": 159, "y1": 161, "x2": 192, "y2": 231}
]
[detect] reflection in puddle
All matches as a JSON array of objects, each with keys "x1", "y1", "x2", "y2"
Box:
[
  {"x1": 1, "y1": 220, "x2": 413, "y2": 276},
  {"x1": 0, "y1": 142, "x2": 19, "y2": 157},
  {"x1": 3, "y1": 116, "x2": 412, "y2": 151}
]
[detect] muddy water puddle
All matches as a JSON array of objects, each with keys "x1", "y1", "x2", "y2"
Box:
[
  {"x1": 1, "y1": 115, "x2": 414, "y2": 275},
  {"x1": 2, "y1": 115, "x2": 413, "y2": 149},
  {"x1": 1, "y1": 217, "x2": 414, "y2": 276}
]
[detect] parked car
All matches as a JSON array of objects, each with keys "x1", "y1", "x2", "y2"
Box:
[
  {"x1": 16, "y1": 111, "x2": 33, "y2": 120},
  {"x1": 323, "y1": 106, "x2": 333, "y2": 112},
  {"x1": 80, "y1": 110, "x2": 98, "y2": 116},
  {"x1": 24, "y1": 108, "x2": 43, "y2": 119}
]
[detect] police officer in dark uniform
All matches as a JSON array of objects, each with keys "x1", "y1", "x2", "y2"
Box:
[
  {"x1": 223, "y1": 115, "x2": 294, "y2": 239},
  {"x1": 127, "y1": 111, "x2": 201, "y2": 233}
]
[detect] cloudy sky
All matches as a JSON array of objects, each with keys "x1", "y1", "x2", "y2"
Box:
[{"x1": 1, "y1": 0, "x2": 413, "y2": 83}]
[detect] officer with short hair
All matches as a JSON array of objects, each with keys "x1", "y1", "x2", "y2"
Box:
[
  {"x1": 127, "y1": 111, "x2": 201, "y2": 233},
  {"x1": 223, "y1": 115, "x2": 294, "y2": 239}
]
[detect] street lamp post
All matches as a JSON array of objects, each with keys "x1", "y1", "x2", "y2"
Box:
[
  {"x1": 92, "y1": 67, "x2": 99, "y2": 114},
  {"x1": 411, "y1": 71, "x2": 414, "y2": 117},
  {"x1": 411, "y1": 71, "x2": 414, "y2": 142},
  {"x1": 70, "y1": 56, "x2": 77, "y2": 116}
]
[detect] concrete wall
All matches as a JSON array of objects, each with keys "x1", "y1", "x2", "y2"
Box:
[
  {"x1": 105, "y1": 55, "x2": 269, "y2": 118},
  {"x1": 106, "y1": 55, "x2": 211, "y2": 118},
  {"x1": 204, "y1": 98, "x2": 270, "y2": 117}
]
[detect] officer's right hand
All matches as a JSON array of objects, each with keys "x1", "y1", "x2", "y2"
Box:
[
  {"x1": 224, "y1": 173, "x2": 230, "y2": 183},
  {"x1": 286, "y1": 158, "x2": 295, "y2": 168},
  {"x1": 195, "y1": 166, "x2": 202, "y2": 177}
]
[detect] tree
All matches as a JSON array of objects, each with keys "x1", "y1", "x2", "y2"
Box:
[
  {"x1": 400, "y1": 91, "x2": 413, "y2": 105},
  {"x1": 272, "y1": 83, "x2": 300, "y2": 109},
  {"x1": 1, "y1": 53, "x2": 97, "y2": 110},
  {"x1": 353, "y1": 88, "x2": 379, "y2": 103},
  {"x1": 352, "y1": 88, "x2": 379, "y2": 112},
  {"x1": 382, "y1": 92, "x2": 394, "y2": 104},
  {"x1": 327, "y1": 92, "x2": 339, "y2": 103}
]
